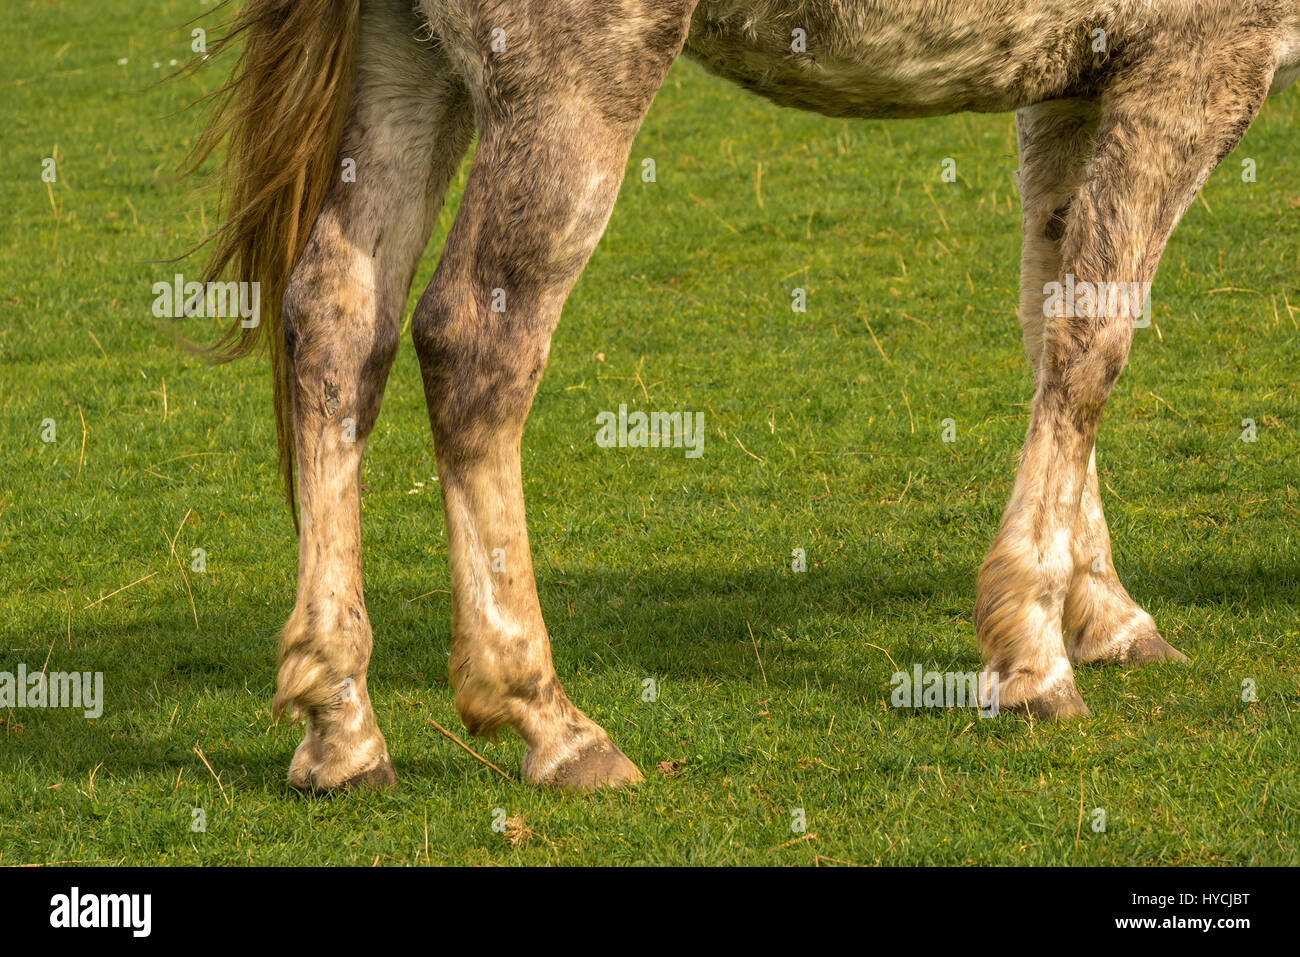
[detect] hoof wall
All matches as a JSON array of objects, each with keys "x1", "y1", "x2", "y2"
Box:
[
  {"x1": 1010, "y1": 682, "x2": 1091, "y2": 720},
  {"x1": 1124, "y1": 632, "x2": 1188, "y2": 666},
  {"x1": 289, "y1": 753, "x2": 397, "y2": 795},
  {"x1": 533, "y1": 740, "x2": 643, "y2": 792}
]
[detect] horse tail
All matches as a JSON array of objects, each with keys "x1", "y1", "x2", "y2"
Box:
[{"x1": 191, "y1": 0, "x2": 361, "y2": 528}]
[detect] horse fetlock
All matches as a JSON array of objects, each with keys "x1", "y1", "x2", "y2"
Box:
[
  {"x1": 451, "y1": 677, "x2": 513, "y2": 741},
  {"x1": 452, "y1": 657, "x2": 563, "y2": 738},
  {"x1": 274, "y1": 608, "x2": 370, "y2": 718}
]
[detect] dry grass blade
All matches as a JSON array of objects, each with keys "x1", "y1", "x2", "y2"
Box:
[{"x1": 427, "y1": 718, "x2": 511, "y2": 781}]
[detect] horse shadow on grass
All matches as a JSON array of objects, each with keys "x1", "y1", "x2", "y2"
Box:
[{"x1": 7, "y1": 548, "x2": 1297, "y2": 783}]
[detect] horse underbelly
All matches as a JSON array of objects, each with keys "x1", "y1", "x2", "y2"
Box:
[
  {"x1": 1271, "y1": 26, "x2": 1300, "y2": 94},
  {"x1": 683, "y1": 0, "x2": 1104, "y2": 118}
]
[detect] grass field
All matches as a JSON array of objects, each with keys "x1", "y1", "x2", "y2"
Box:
[{"x1": 2, "y1": 0, "x2": 1298, "y2": 866}]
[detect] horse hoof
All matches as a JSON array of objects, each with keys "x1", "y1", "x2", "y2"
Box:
[
  {"x1": 1124, "y1": 631, "x2": 1188, "y2": 665},
  {"x1": 288, "y1": 752, "x2": 397, "y2": 795},
  {"x1": 525, "y1": 738, "x2": 643, "y2": 792},
  {"x1": 335, "y1": 753, "x2": 398, "y2": 792},
  {"x1": 1010, "y1": 682, "x2": 1091, "y2": 720}
]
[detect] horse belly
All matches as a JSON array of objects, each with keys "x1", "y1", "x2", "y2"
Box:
[
  {"x1": 1270, "y1": 16, "x2": 1300, "y2": 94},
  {"x1": 684, "y1": 1, "x2": 1106, "y2": 118}
]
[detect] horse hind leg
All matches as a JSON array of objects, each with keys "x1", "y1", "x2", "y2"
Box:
[
  {"x1": 276, "y1": 3, "x2": 473, "y2": 792},
  {"x1": 977, "y1": 30, "x2": 1274, "y2": 717},
  {"x1": 1067, "y1": 452, "x2": 1187, "y2": 666},
  {"x1": 1013, "y1": 99, "x2": 1186, "y2": 670},
  {"x1": 412, "y1": 1, "x2": 695, "y2": 789}
]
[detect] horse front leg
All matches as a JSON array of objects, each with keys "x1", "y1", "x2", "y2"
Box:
[{"x1": 413, "y1": 0, "x2": 694, "y2": 789}]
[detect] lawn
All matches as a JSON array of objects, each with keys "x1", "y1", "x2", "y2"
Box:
[{"x1": 1, "y1": 0, "x2": 1297, "y2": 865}]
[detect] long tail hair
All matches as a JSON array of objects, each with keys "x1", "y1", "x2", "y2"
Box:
[{"x1": 190, "y1": 0, "x2": 361, "y2": 528}]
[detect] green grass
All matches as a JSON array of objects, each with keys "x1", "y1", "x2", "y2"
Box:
[{"x1": 1, "y1": 0, "x2": 1297, "y2": 866}]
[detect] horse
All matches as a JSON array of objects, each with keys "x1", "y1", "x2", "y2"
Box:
[{"x1": 191, "y1": 0, "x2": 1300, "y2": 792}]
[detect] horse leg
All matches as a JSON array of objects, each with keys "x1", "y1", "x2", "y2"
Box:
[
  {"x1": 1013, "y1": 99, "x2": 1186, "y2": 669},
  {"x1": 976, "y1": 30, "x2": 1274, "y2": 716},
  {"x1": 276, "y1": 2, "x2": 473, "y2": 792},
  {"x1": 412, "y1": 1, "x2": 695, "y2": 790}
]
